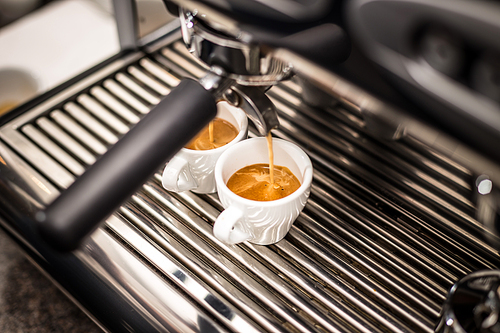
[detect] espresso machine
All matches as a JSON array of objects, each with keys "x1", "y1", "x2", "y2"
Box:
[{"x1": 1, "y1": 0, "x2": 500, "y2": 332}]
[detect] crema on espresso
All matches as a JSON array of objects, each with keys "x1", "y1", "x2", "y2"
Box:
[
  {"x1": 227, "y1": 163, "x2": 300, "y2": 201},
  {"x1": 185, "y1": 118, "x2": 238, "y2": 150}
]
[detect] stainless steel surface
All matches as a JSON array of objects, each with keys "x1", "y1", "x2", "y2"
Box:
[{"x1": 1, "y1": 32, "x2": 500, "y2": 332}]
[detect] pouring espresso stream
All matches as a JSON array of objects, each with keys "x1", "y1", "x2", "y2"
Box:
[{"x1": 267, "y1": 132, "x2": 275, "y2": 185}]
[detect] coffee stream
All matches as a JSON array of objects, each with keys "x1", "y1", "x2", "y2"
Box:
[
  {"x1": 209, "y1": 120, "x2": 214, "y2": 144},
  {"x1": 266, "y1": 132, "x2": 275, "y2": 185}
]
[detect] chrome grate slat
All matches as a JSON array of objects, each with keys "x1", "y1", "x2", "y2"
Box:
[
  {"x1": 162, "y1": 45, "x2": 207, "y2": 78},
  {"x1": 77, "y1": 94, "x2": 130, "y2": 134},
  {"x1": 139, "y1": 58, "x2": 181, "y2": 87},
  {"x1": 21, "y1": 124, "x2": 86, "y2": 176},
  {"x1": 115, "y1": 72, "x2": 161, "y2": 105},
  {"x1": 64, "y1": 102, "x2": 119, "y2": 144},
  {"x1": 127, "y1": 65, "x2": 171, "y2": 95},
  {"x1": 102, "y1": 79, "x2": 150, "y2": 114},
  {"x1": 89, "y1": 86, "x2": 141, "y2": 124},
  {"x1": 2, "y1": 39, "x2": 500, "y2": 333},
  {"x1": 50, "y1": 110, "x2": 107, "y2": 155},
  {"x1": 34, "y1": 117, "x2": 96, "y2": 166}
]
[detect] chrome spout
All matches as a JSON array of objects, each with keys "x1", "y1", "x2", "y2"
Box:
[{"x1": 223, "y1": 85, "x2": 279, "y2": 136}]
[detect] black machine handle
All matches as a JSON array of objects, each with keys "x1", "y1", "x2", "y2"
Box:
[{"x1": 37, "y1": 79, "x2": 217, "y2": 251}]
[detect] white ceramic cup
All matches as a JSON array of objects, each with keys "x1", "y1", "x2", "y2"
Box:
[
  {"x1": 214, "y1": 137, "x2": 313, "y2": 245},
  {"x1": 162, "y1": 102, "x2": 248, "y2": 194}
]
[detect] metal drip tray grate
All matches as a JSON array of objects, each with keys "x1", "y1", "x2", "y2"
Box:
[{"x1": 1, "y1": 37, "x2": 500, "y2": 333}]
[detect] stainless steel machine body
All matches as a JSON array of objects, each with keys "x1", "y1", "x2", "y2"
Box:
[{"x1": 1, "y1": 1, "x2": 500, "y2": 332}]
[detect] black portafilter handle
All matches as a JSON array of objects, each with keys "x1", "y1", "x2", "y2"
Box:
[{"x1": 37, "y1": 79, "x2": 217, "y2": 251}]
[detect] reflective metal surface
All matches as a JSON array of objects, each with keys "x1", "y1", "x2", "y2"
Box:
[
  {"x1": 225, "y1": 85, "x2": 279, "y2": 135},
  {"x1": 1, "y1": 30, "x2": 500, "y2": 332},
  {"x1": 435, "y1": 270, "x2": 500, "y2": 333}
]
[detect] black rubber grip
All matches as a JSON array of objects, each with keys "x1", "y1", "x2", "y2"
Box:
[{"x1": 37, "y1": 78, "x2": 217, "y2": 251}]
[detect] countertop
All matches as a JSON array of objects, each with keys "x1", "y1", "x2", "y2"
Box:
[{"x1": 0, "y1": 229, "x2": 102, "y2": 332}]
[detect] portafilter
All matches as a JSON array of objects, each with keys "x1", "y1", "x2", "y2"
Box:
[{"x1": 37, "y1": 0, "x2": 350, "y2": 251}]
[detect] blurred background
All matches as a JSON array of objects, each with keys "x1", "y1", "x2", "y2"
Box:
[
  {"x1": 0, "y1": 0, "x2": 52, "y2": 28},
  {"x1": 0, "y1": 0, "x2": 172, "y2": 117}
]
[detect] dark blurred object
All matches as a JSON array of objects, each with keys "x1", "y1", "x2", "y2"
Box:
[
  {"x1": 346, "y1": 0, "x2": 500, "y2": 164},
  {"x1": 471, "y1": 52, "x2": 500, "y2": 104},
  {"x1": 435, "y1": 270, "x2": 500, "y2": 333},
  {"x1": 0, "y1": 0, "x2": 51, "y2": 28}
]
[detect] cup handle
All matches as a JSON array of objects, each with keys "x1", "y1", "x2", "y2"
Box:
[
  {"x1": 213, "y1": 206, "x2": 251, "y2": 244},
  {"x1": 162, "y1": 155, "x2": 198, "y2": 192}
]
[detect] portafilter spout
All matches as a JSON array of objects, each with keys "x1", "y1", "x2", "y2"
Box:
[
  {"x1": 200, "y1": 69, "x2": 280, "y2": 137},
  {"x1": 223, "y1": 85, "x2": 279, "y2": 136}
]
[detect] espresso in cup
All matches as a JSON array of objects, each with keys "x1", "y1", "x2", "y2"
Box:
[
  {"x1": 162, "y1": 102, "x2": 248, "y2": 194},
  {"x1": 226, "y1": 132, "x2": 301, "y2": 201},
  {"x1": 226, "y1": 163, "x2": 300, "y2": 201},
  {"x1": 185, "y1": 118, "x2": 238, "y2": 150},
  {"x1": 214, "y1": 137, "x2": 313, "y2": 245}
]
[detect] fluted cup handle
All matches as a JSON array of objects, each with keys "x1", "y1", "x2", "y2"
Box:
[
  {"x1": 213, "y1": 206, "x2": 251, "y2": 244},
  {"x1": 162, "y1": 155, "x2": 198, "y2": 192}
]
